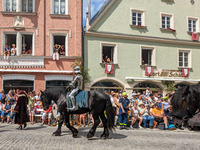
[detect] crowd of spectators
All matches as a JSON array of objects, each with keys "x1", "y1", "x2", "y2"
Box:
[{"x1": 105, "y1": 87, "x2": 174, "y2": 130}]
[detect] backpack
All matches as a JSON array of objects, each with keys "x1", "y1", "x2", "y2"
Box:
[{"x1": 157, "y1": 122, "x2": 165, "y2": 130}]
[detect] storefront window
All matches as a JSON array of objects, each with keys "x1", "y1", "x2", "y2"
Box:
[
  {"x1": 133, "y1": 82, "x2": 161, "y2": 93},
  {"x1": 46, "y1": 80, "x2": 70, "y2": 89}
]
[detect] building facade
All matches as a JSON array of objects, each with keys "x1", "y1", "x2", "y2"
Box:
[
  {"x1": 84, "y1": 0, "x2": 200, "y2": 96},
  {"x1": 0, "y1": 0, "x2": 82, "y2": 93}
]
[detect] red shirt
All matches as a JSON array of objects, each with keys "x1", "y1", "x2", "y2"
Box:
[{"x1": 46, "y1": 106, "x2": 52, "y2": 114}]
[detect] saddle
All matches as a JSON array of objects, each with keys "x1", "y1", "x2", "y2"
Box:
[{"x1": 66, "y1": 90, "x2": 88, "y2": 109}]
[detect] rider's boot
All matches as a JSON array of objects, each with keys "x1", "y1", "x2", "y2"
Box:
[{"x1": 67, "y1": 97, "x2": 76, "y2": 111}]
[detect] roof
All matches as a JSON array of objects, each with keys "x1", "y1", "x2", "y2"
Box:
[{"x1": 89, "y1": 0, "x2": 113, "y2": 26}]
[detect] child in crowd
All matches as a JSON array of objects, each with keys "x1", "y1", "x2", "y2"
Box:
[
  {"x1": 29, "y1": 104, "x2": 35, "y2": 124},
  {"x1": 10, "y1": 100, "x2": 17, "y2": 124}
]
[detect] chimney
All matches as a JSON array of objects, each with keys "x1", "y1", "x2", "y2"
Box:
[{"x1": 88, "y1": 0, "x2": 91, "y2": 21}]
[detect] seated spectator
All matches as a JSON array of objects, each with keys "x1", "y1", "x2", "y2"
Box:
[
  {"x1": 0, "y1": 93, "x2": 6, "y2": 104},
  {"x1": 6, "y1": 90, "x2": 14, "y2": 104},
  {"x1": 152, "y1": 103, "x2": 168, "y2": 130},
  {"x1": 129, "y1": 103, "x2": 143, "y2": 129},
  {"x1": 162, "y1": 96, "x2": 169, "y2": 113},
  {"x1": 10, "y1": 100, "x2": 17, "y2": 124},
  {"x1": 11, "y1": 44, "x2": 17, "y2": 56},
  {"x1": 22, "y1": 44, "x2": 28, "y2": 54},
  {"x1": 59, "y1": 45, "x2": 65, "y2": 55},
  {"x1": 42, "y1": 104, "x2": 52, "y2": 126},
  {"x1": 53, "y1": 44, "x2": 60, "y2": 61},
  {"x1": 35, "y1": 92, "x2": 41, "y2": 106},
  {"x1": 0, "y1": 101, "x2": 2, "y2": 117},
  {"x1": 29, "y1": 104, "x2": 35, "y2": 125},
  {"x1": 3, "y1": 43, "x2": 11, "y2": 59},
  {"x1": 136, "y1": 95, "x2": 143, "y2": 108},
  {"x1": 130, "y1": 93, "x2": 138, "y2": 108},
  {"x1": 138, "y1": 102, "x2": 154, "y2": 129},
  {"x1": 28, "y1": 45, "x2": 32, "y2": 54},
  {"x1": 1, "y1": 99, "x2": 12, "y2": 123}
]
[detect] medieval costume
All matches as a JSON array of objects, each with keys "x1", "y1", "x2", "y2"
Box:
[
  {"x1": 68, "y1": 66, "x2": 82, "y2": 111},
  {"x1": 14, "y1": 90, "x2": 29, "y2": 129}
]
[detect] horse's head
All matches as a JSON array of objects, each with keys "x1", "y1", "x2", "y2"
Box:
[
  {"x1": 40, "y1": 90, "x2": 51, "y2": 111},
  {"x1": 171, "y1": 85, "x2": 198, "y2": 126}
]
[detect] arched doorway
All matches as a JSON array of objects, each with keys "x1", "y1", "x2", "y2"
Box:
[
  {"x1": 133, "y1": 82, "x2": 162, "y2": 94},
  {"x1": 91, "y1": 80, "x2": 123, "y2": 93}
]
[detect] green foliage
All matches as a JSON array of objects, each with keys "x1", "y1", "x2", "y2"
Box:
[
  {"x1": 162, "y1": 81, "x2": 176, "y2": 92},
  {"x1": 71, "y1": 57, "x2": 90, "y2": 84}
]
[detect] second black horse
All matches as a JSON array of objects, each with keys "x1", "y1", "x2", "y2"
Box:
[{"x1": 40, "y1": 87, "x2": 115, "y2": 139}]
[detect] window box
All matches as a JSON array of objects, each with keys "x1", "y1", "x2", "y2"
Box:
[
  {"x1": 140, "y1": 65, "x2": 156, "y2": 68},
  {"x1": 160, "y1": 28, "x2": 176, "y2": 32},
  {"x1": 49, "y1": 14, "x2": 70, "y2": 18},
  {"x1": 100, "y1": 63, "x2": 118, "y2": 66},
  {"x1": 130, "y1": 25, "x2": 147, "y2": 28}
]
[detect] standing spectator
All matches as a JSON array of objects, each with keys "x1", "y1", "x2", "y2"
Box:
[
  {"x1": 59, "y1": 45, "x2": 65, "y2": 55},
  {"x1": 29, "y1": 104, "x2": 35, "y2": 125},
  {"x1": 158, "y1": 90, "x2": 163, "y2": 98},
  {"x1": 138, "y1": 102, "x2": 154, "y2": 129},
  {"x1": 142, "y1": 90, "x2": 147, "y2": 99},
  {"x1": 11, "y1": 44, "x2": 17, "y2": 56},
  {"x1": 129, "y1": 102, "x2": 143, "y2": 129},
  {"x1": 112, "y1": 93, "x2": 120, "y2": 126},
  {"x1": 1, "y1": 99, "x2": 12, "y2": 123},
  {"x1": 154, "y1": 93, "x2": 158, "y2": 101},
  {"x1": 3, "y1": 43, "x2": 11, "y2": 59},
  {"x1": 24, "y1": 91, "x2": 35, "y2": 107},
  {"x1": 10, "y1": 100, "x2": 17, "y2": 124},
  {"x1": 42, "y1": 104, "x2": 52, "y2": 126},
  {"x1": 119, "y1": 92, "x2": 130, "y2": 130},
  {"x1": 152, "y1": 103, "x2": 168, "y2": 130},
  {"x1": 162, "y1": 96, "x2": 170, "y2": 113},
  {"x1": 53, "y1": 44, "x2": 60, "y2": 60},
  {"x1": 80, "y1": 113, "x2": 87, "y2": 127},
  {"x1": 109, "y1": 91, "x2": 114, "y2": 99},
  {"x1": 35, "y1": 92, "x2": 41, "y2": 105},
  {"x1": 146, "y1": 87, "x2": 150, "y2": 97},
  {"x1": 0, "y1": 93, "x2": 6, "y2": 104},
  {"x1": 130, "y1": 93, "x2": 138, "y2": 108}
]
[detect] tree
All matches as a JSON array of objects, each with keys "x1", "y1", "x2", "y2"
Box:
[{"x1": 162, "y1": 81, "x2": 176, "y2": 92}]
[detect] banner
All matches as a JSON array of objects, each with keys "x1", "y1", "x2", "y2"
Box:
[
  {"x1": 105, "y1": 64, "x2": 114, "y2": 74},
  {"x1": 182, "y1": 68, "x2": 189, "y2": 77},
  {"x1": 145, "y1": 66, "x2": 153, "y2": 76}
]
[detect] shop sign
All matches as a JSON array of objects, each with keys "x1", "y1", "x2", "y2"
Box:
[
  {"x1": 153, "y1": 69, "x2": 184, "y2": 77},
  {"x1": 0, "y1": 58, "x2": 44, "y2": 68}
]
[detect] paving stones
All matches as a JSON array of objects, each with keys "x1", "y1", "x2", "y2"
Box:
[{"x1": 0, "y1": 123, "x2": 199, "y2": 150}]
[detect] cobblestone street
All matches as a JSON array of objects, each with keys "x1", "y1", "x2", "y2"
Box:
[{"x1": 0, "y1": 123, "x2": 199, "y2": 150}]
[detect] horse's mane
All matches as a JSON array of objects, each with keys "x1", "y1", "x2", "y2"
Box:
[{"x1": 43, "y1": 87, "x2": 66, "y2": 103}]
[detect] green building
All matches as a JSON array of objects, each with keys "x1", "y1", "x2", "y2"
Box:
[{"x1": 84, "y1": 0, "x2": 200, "y2": 96}]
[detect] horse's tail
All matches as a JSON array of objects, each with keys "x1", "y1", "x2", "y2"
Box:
[{"x1": 105, "y1": 94, "x2": 115, "y2": 131}]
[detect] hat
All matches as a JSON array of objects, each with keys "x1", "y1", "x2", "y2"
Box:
[
  {"x1": 139, "y1": 102, "x2": 144, "y2": 106},
  {"x1": 146, "y1": 87, "x2": 149, "y2": 89},
  {"x1": 18, "y1": 90, "x2": 25, "y2": 95},
  {"x1": 158, "y1": 90, "x2": 161, "y2": 92},
  {"x1": 151, "y1": 103, "x2": 156, "y2": 107},
  {"x1": 105, "y1": 90, "x2": 108, "y2": 93},
  {"x1": 132, "y1": 93, "x2": 137, "y2": 96},
  {"x1": 164, "y1": 96, "x2": 169, "y2": 100},
  {"x1": 122, "y1": 92, "x2": 127, "y2": 96}
]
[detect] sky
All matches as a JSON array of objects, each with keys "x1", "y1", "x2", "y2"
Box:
[{"x1": 83, "y1": 0, "x2": 105, "y2": 25}]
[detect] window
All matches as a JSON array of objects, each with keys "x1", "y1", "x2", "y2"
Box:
[
  {"x1": 188, "y1": 18, "x2": 199, "y2": 32},
  {"x1": 132, "y1": 12, "x2": 142, "y2": 26},
  {"x1": 22, "y1": 34, "x2": 33, "y2": 54},
  {"x1": 101, "y1": 43, "x2": 117, "y2": 64},
  {"x1": 46, "y1": 80, "x2": 70, "y2": 89},
  {"x1": 141, "y1": 46, "x2": 156, "y2": 66},
  {"x1": 5, "y1": 0, "x2": 17, "y2": 12},
  {"x1": 4, "y1": 34, "x2": 17, "y2": 51},
  {"x1": 179, "y1": 51, "x2": 189, "y2": 68},
  {"x1": 53, "y1": 0, "x2": 66, "y2": 14},
  {"x1": 22, "y1": 0, "x2": 33, "y2": 12},
  {"x1": 162, "y1": 16, "x2": 171, "y2": 29}
]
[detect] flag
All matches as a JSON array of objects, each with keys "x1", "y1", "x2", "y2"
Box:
[
  {"x1": 145, "y1": 66, "x2": 153, "y2": 76},
  {"x1": 192, "y1": 32, "x2": 199, "y2": 41},
  {"x1": 182, "y1": 68, "x2": 189, "y2": 77},
  {"x1": 105, "y1": 64, "x2": 114, "y2": 74}
]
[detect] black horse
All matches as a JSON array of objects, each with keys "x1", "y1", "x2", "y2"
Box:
[
  {"x1": 171, "y1": 84, "x2": 200, "y2": 127},
  {"x1": 40, "y1": 87, "x2": 115, "y2": 139}
]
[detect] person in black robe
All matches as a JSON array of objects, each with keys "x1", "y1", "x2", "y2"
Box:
[{"x1": 14, "y1": 90, "x2": 29, "y2": 129}]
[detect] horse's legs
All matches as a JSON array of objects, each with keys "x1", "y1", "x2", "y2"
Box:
[
  {"x1": 99, "y1": 112, "x2": 109, "y2": 139},
  {"x1": 87, "y1": 113, "x2": 100, "y2": 139},
  {"x1": 52, "y1": 112, "x2": 64, "y2": 136},
  {"x1": 64, "y1": 113, "x2": 79, "y2": 138}
]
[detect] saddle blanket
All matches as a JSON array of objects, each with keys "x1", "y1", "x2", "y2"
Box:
[{"x1": 66, "y1": 90, "x2": 88, "y2": 109}]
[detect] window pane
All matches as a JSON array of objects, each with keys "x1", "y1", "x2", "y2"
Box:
[
  {"x1": 189, "y1": 27, "x2": 192, "y2": 32},
  {"x1": 184, "y1": 63, "x2": 188, "y2": 67},
  {"x1": 28, "y1": 0, "x2": 33, "y2": 12},
  {"x1": 6, "y1": 0, "x2": 10, "y2": 11},
  {"x1": 138, "y1": 22, "x2": 141, "y2": 26},
  {"x1": 22, "y1": 0, "x2": 26, "y2": 12},
  {"x1": 54, "y1": 0, "x2": 59, "y2": 14},
  {"x1": 179, "y1": 62, "x2": 183, "y2": 67},
  {"x1": 167, "y1": 17, "x2": 170, "y2": 21},
  {"x1": 132, "y1": 13, "x2": 136, "y2": 17},
  {"x1": 162, "y1": 16, "x2": 165, "y2": 20},
  {"x1": 132, "y1": 21, "x2": 136, "y2": 25},
  {"x1": 12, "y1": 0, "x2": 17, "y2": 12},
  {"x1": 138, "y1": 13, "x2": 141, "y2": 17},
  {"x1": 179, "y1": 52, "x2": 183, "y2": 56},
  {"x1": 60, "y1": 0, "x2": 65, "y2": 14},
  {"x1": 162, "y1": 25, "x2": 165, "y2": 28},
  {"x1": 138, "y1": 18, "x2": 141, "y2": 21},
  {"x1": 179, "y1": 57, "x2": 183, "y2": 61},
  {"x1": 188, "y1": 20, "x2": 192, "y2": 24},
  {"x1": 184, "y1": 52, "x2": 188, "y2": 57},
  {"x1": 132, "y1": 17, "x2": 136, "y2": 21}
]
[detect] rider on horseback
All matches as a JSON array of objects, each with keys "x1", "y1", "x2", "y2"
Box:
[{"x1": 68, "y1": 66, "x2": 82, "y2": 111}]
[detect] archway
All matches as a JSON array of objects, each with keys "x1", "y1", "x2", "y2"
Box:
[{"x1": 133, "y1": 81, "x2": 162, "y2": 94}]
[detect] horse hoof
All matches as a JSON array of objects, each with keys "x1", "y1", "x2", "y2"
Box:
[
  {"x1": 100, "y1": 134, "x2": 108, "y2": 140},
  {"x1": 73, "y1": 132, "x2": 78, "y2": 138},
  {"x1": 87, "y1": 133, "x2": 94, "y2": 140},
  {"x1": 52, "y1": 132, "x2": 61, "y2": 136}
]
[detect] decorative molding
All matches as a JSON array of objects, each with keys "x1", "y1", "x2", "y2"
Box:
[
  {"x1": 44, "y1": 75, "x2": 73, "y2": 81},
  {"x1": 49, "y1": 14, "x2": 70, "y2": 18},
  {"x1": 0, "y1": 69, "x2": 73, "y2": 74},
  {"x1": 85, "y1": 31, "x2": 200, "y2": 46},
  {"x1": 0, "y1": 27, "x2": 38, "y2": 36},
  {"x1": 47, "y1": 29, "x2": 72, "y2": 37},
  {"x1": 2, "y1": 74, "x2": 35, "y2": 81},
  {"x1": 1, "y1": 11, "x2": 37, "y2": 15}
]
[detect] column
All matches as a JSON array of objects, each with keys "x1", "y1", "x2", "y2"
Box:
[{"x1": 17, "y1": 32, "x2": 22, "y2": 56}]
